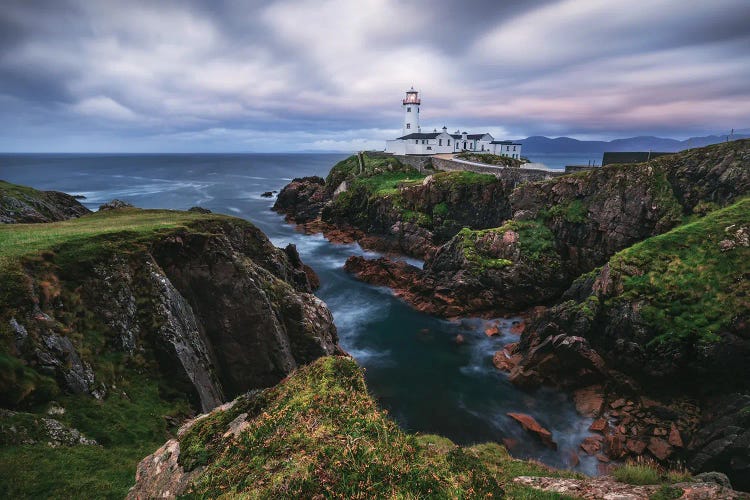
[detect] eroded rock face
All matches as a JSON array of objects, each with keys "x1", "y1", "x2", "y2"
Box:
[
  {"x1": 0, "y1": 181, "x2": 90, "y2": 223},
  {"x1": 2, "y1": 217, "x2": 338, "y2": 415},
  {"x1": 273, "y1": 176, "x2": 328, "y2": 223}
]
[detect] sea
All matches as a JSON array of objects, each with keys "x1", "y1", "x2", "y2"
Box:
[{"x1": 0, "y1": 153, "x2": 599, "y2": 474}]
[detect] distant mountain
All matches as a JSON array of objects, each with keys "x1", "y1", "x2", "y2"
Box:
[{"x1": 516, "y1": 133, "x2": 749, "y2": 154}]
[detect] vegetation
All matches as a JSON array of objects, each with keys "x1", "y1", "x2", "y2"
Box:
[
  {"x1": 457, "y1": 219, "x2": 558, "y2": 273},
  {"x1": 612, "y1": 458, "x2": 691, "y2": 489},
  {"x1": 0, "y1": 375, "x2": 191, "y2": 499},
  {"x1": 607, "y1": 197, "x2": 750, "y2": 345},
  {"x1": 456, "y1": 152, "x2": 524, "y2": 168},
  {"x1": 325, "y1": 152, "x2": 422, "y2": 189},
  {"x1": 178, "y1": 356, "x2": 579, "y2": 499},
  {"x1": 430, "y1": 170, "x2": 497, "y2": 188},
  {"x1": 0, "y1": 208, "x2": 242, "y2": 499},
  {"x1": 541, "y1": 199, "x2": 588, "y2": 224}
]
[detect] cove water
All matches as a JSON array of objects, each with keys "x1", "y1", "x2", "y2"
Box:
[{"x1": 1, "y1": 153, "x2": 599, "y2": 475}]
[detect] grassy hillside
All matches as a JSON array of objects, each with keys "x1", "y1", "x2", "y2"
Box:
[
  {"x1": 167, "y1": 356, "x2": 579, "y2": 499},
  {"x1": 607, "y1": 197, "x2": 750, "y2": 345}
]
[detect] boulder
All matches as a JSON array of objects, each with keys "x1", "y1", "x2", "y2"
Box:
[{"x1": 507, "y1": 412, "x2": 557, "y2": 450}]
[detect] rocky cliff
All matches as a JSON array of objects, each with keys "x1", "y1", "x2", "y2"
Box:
[
  {"x1": 274, "y1": 153, "x2": 512, "y2": 258},
  {"x1": 0, "y1": 205, "x2": 338, "y2": 497},
  {"x1": 0, "y1": 180, "x2": 90, "y2": 223},
  {"x1": 505, "y1": 198, "x2": 750, "y2": 489},
  {"x1": 346, "y1": 140, "x2": 750, "y2": 316}
]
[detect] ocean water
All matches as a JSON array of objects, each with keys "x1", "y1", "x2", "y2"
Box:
[
  {"x1": 525, "y1": 152, "x2": 604, "y2": 169},
  {"x1": 1, "y1": 153, "x2": 599, "y2": 474}
]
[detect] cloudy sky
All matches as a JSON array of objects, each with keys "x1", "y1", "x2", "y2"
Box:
[{"x1": 1, "y1": 0, "x2": 749, "y2": 152}]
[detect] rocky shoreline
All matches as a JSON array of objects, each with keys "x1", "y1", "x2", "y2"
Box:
[{"x1": 274, "y1": 142, "x2": 750, "y2": 489}]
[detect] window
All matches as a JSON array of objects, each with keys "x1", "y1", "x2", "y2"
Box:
[
  {"x1": 427, "y1": 146, "x2": 432, "y2": 150},
  {"x1": 439, "y1": 139, "x2": 442, "y2": 146},
  {"x1": 422, "y1": 140, "x2": 426, "y2": 144},
  {"x1": 407, "y1": 107, "x2": 411, "y2": 112},
  {"x1": 447, "y1": 140, "x2": 451, "y2": 146},
  {"x1": 406, "y1": 123, "x2": 411, "y2": 129},
  {"x1": 415, "y1": 140, "x2": 418, "y2": 144},
  {"x1": 513, "y1": 146, "x2": 516, "y2": 151}
]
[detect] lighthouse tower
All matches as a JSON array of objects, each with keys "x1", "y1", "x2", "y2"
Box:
[{"x1": 402, "y1": 87, "x2": 420, "y2": 136}]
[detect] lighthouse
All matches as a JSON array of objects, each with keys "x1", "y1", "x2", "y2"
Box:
[{"x1": 402, "y1": 87, "x2": 420, "y2": 136}]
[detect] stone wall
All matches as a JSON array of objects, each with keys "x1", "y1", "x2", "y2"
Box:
[{"x1": 430, "y1": 157, "x2": 565, "y2": 187}]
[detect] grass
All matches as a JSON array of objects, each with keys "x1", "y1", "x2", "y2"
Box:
[
  {"x1": 607, "y1": 197, "x2": 750, "y2": 345},
  {"x1": 457, "y1": 219, "x2": 558, "y2": 273},
  {"x1": 0, "y1": 208, "x2": 225, "y2": 265},
  {"x1": 455, "y1": 152, "x2": 524, "y2": 168},
  {"x1": 0, "y1": 373, "x2": 191, "y2": 499},
  {"x1": 612, "y1": 458, "x2": 692, "y2": 490},
  {"x1": 430, "y1": 170, "x2": 497, "y2": 188},
  {"x1": 178, "y1": 356, "x2": 581, "y2": 498}
]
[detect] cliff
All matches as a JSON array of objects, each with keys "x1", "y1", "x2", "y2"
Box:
[
  {"x1": 345, "y1": 140, "x2": 750, "y2": 316},
  {"x1": 507, "y1": 198, "x2": 750, "y2": 489},
  {"x1": 274, "y1": 153, "x2": 512, "y2": 258},
  {"x1": 0, "y1": 180, "x2": 90, "y2": 223},
  {"x1": 0, "y1": 205, "x2": 337, "y2": 497}
]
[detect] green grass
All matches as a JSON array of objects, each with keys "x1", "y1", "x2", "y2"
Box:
[
  {"x1": 354, "y1": 170, "x2": 425, "y2": 196},
  {"x1": 612, "y1": 459, "x2": 692, "y2": 492},
  {"x1": 607, "y1": 197, "x2": 750, "y2": 345},
  {"x1": 458, "y1": 219, "x2": 557, "y2": 273},
  {"x1": 612, "y1": 462, "x2": 662, "y2": 485},
  {"x1": 0, "y1": 373, "x2": 191, "y2": 499},
  {"x1": 178, "y1": 357, "x2": 512, "y2": 498},
  {"x1": 0, "y1": 208, "x2": 224, "y2": 265},
  {"x1": 455, "y1": 152, "x2": 524, "y2": 168},
  {"x1": 430, "y1": 170, "x2": 497, "y2": 187}
]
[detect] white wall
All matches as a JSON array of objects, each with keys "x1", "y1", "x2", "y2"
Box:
[{"x1": 402, "y1": 104, "x2": 420, "y2": 136}]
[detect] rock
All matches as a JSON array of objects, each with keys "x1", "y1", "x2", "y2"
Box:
[
  {"x1": 127, "y1": 439, "x2": 198, "y2": 499},
  {"x1": 510, "y1": 320, "x2": 525, "y2": 335},
  {"x1": 626, "y1": 439, "x2": 647, "y2": 454},
  {"x1": 589, "y1": 418, "x2": 608, "y2": 432},
  {"x1": 1, "y1": 180, "x2": 91, "y2": 223},
  {"x1": 580, "y1": 436, "x2": 603, "y2": 455},
  {"x1": 188, "y1": 206, "x2": 212, "y2": 213},
  {"x1": 484, "y1": 325, "x2": 500, "y2": 337},
  {"x1": 694, "y1": 472, "x2": 733, "y2": 489},
  {"x1": 595, "y1": 454, "x2": 610, "y2": 463},
  {"x1": 668, "y1": 424, "x2": 683, "y2": 448},
  {"x1": 648, "y1": 437, "x2": 673, "y2": 460},
  {"x1": 573, "y1": 385, "x2": 604, "y2": 418},
  {"x1": 513, "y1": 476, "x2": 746, "y2": 500},
  {"x1": 98, "y1": 199, "x2": 133, "y2": 211},
  {"x1": 492, "y1": 343, "x2": 521, "y2": 372},
  {"x1": 260, "y1": 191, "x2": 274, "y2": 198},
  {"x1": 507, "y1": 412, "x2": 557, "y2": 450},
  {"x1": 454, "y1": 334, "x2": 465, "y2": 345}
]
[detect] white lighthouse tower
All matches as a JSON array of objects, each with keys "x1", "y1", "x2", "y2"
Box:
[{"x1": 402, "y1": 87, "x2": 421, "y2": 136}]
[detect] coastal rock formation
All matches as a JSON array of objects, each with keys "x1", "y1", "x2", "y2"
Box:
[
  {"x1": 0, "y1": 180, "x2": 90, "y2": 223},
  {"x1": 1, "y1": 207, "x2": 338, "y2": 414},
  {"x1": 274, "y1": 153, "x2": 512, "y2": 258},
  {"x1": 509, "y1": 198, "x2": 750, "y2": 486},
  {"x1": 344, "y1": 140, "x2": 750, "y2": 317},
  {"x1": 128, "y1": 357, "x2": 506, "y2": 499}
]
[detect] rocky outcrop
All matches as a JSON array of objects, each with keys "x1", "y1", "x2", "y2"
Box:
[
  {"x1": 0, "y1": 180, "x2": 90, "y2": 223},
  {"x1": 343, "y1": 140, "x2": 750, "y2": 317},
  {"x1": 0, "y1": 408, "x2": 97, "y2": 447},
  {"x1": 127, "y1": 357, "x2": 506, "y2": 499},
  {"x1": 513, "y1": 476, "x2": 748, "y2": 499},
  {"x1": 274, "y1": 154, "x2": 512, "y2": 259},
  {"x1": 1, "y1": 210, "x2": 338, "y2": 416},
  {"x1": 502, "y1": 198, "x2": 750, "y2": 486}
]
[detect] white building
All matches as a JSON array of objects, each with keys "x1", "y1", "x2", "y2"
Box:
[{"x1": 384, "y1": 88, "x2": 522, "y2": 158}]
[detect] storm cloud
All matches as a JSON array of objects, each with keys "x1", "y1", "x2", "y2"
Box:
[{"x1": 0, "y1": 0, "x2": 748, "y2": 151}]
